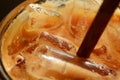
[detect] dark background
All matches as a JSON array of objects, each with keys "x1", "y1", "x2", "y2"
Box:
[{"x1": 0, "y1": 0, "x2": 24, "y2": 22}]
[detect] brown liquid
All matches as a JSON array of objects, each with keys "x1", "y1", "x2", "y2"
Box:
[{"x1": 1, "y1": 0, "x2": 120, "y2": 80}]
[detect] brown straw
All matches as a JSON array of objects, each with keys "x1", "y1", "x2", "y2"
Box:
[{"x1": 77, "y1": 0, "x2": 120, "y2": 58}]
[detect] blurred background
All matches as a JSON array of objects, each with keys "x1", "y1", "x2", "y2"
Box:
[{"x1": 0, "y1": 0, "x2": 24, "y2": 22}]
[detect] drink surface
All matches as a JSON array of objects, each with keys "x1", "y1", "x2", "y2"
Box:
[{"x1": 1, "y1": 0, "x2": 120, "y2": 80}]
